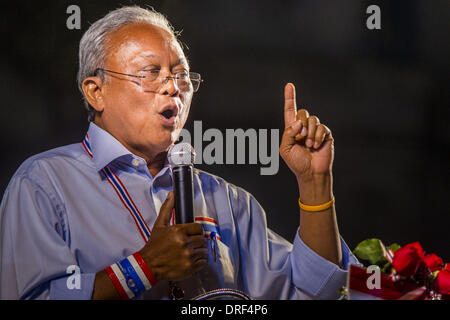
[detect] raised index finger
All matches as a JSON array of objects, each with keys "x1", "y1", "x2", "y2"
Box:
[{"x1": 284, "y1": 83, "x2": 297, "y2": 128}]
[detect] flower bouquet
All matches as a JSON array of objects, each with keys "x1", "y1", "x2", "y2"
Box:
[{"x1": 341, "y1": 239, "x2": 450, "y2": 300}]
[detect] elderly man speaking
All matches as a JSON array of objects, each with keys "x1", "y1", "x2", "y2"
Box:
[{"x1": 0, "y1": 6, "x2": 358, "y2": 300}]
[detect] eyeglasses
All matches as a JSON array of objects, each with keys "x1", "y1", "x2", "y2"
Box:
[{"x1": 95, "y1": 68, "x2": 203, "y2": 93}]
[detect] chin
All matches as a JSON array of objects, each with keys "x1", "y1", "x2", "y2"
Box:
[
  {"x1": 146, "y1": 124, "x2": 184, "y2": 151},
  {"x1": 150, "y1": 135, "x2": 176, "y2": 153}
]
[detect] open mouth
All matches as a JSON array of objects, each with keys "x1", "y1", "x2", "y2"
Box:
[
  {"x1": 160, "y1": 109, "x2": 174, "y2": 119},
  {"x1": 158, "y1": 105, "x2": 179, "y2": 126}
]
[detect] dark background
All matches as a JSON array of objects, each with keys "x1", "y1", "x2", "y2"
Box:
[{"x1": 1, "y1": 1, "x2": 449, "y2": 259}]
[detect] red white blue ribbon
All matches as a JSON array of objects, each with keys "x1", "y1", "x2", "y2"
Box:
[
  {"x1": 102, "y1": 165, "x2": 151, "y2": 242},
  {"x1": 385, "y1": 248, "x2": 394, "y2": 263},
  {"x1": 195, "y1": 217, "x2": 222, "y2": 242},
  {"x1": 105, "y1": 252, "x2": 157, "y2": 300},
  {"x1": 383, "y1": 248, "x2": 400, "y2": 282},
  {"x1": 82, "y1": 134, "x2": 151, "y2": 242}
]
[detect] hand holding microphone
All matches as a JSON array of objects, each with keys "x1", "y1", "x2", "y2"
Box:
[{"x1": 138, "y1": 144, "x2": 207, "y2": 281}]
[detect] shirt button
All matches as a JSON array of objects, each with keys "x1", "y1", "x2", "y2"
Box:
[{"x1": 131, "y1": 159, "x2": 140, "y2": 167}]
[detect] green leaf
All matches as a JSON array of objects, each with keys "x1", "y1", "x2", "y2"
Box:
[{"x1": 353, "y1": 238, "x2": 388, "y2": 267}]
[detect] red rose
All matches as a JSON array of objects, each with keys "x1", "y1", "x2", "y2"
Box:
[
  {"x1": 424, "y1": 253, "x2": 444, "y2": 272},
  {"x1": 434, "y1": 269, "x2": 450, "y2": 295},
  {"x1": 392, "y1": 242, "x2": 425, "y2": 277}
]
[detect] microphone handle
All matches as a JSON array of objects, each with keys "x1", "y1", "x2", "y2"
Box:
[{"x1": 172, "y1": 165, "x2": 194, "y2": 224}]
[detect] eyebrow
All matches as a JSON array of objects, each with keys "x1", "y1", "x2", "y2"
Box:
[{"x1": 143, "y1": 54, "x2": 189, "y2": 67}]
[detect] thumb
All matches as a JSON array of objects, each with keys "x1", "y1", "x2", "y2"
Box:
[{"x1": 154, "y1": 191, "x2": 175, "y2": 227}]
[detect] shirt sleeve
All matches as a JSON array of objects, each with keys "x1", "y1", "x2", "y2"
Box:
[
  {"x1": 0, "y1": 172, "x2": 96, "y2": 300},
  {"x1": 229, "y1": 185, "x2": 359, "y2": 300},
  {"x1": 291, "y1": 229, "x2": 360, "y2": 299}
]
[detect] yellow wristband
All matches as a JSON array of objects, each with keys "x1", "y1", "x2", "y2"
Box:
[{"x1": 298, "y1": 197, "x2": 335, "y2": 212}]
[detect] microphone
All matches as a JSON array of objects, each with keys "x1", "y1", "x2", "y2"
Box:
[
  {"x1": 168, "y1": 142, "x2": 196, "y2": 224},
  {"x1": 167, "y1": 142, "x2": 251, "y2": 300}
]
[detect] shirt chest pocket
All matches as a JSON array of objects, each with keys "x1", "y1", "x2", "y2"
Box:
[
  {"x1": 202, "y1": 233, "x2": 236, "y2": 289},
  {"x1": 195, "y1": 217, "x2": 237, "y2": 288}
]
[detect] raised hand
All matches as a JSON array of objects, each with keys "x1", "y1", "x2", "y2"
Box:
[{"x1": 279, "y1": 83, "x2": 334, "y2": 182}]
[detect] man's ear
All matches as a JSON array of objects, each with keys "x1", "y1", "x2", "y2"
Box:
[{"x1": 82, "y1": 76, "x2": 105, "y2": 112}]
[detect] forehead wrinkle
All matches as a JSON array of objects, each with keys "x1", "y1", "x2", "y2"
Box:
[
  {"x1": 105, "y1": 23, "x2": 189, "y2": 71},
  {"x1": 136, "y1": 53, "x2": 189, "y2": 68}
]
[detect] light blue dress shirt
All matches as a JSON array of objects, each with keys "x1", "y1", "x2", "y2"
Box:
[{"x1": 0, "y1": 122, "x2": 358, "y2": 300}]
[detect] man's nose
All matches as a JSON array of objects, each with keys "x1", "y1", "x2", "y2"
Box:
[{"x1": 159, "y1": 76, "x2": 180, "y2": 96}]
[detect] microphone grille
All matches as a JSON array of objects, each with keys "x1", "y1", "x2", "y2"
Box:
[{"x1": 168, "y1": 142, "x2": 196, "y2": 166}]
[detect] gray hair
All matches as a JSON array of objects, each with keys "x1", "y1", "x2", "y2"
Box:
[{"x1": 77, "y1": 6, "x2": 181, "y2": 122}]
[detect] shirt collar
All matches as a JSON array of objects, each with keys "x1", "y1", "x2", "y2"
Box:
[
  {"x1": 86, "y1": 122, "x2": 141, "y2": 171},
  {"x1": 86, "y1": 123, "x2": 172, "y2": 176}
]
